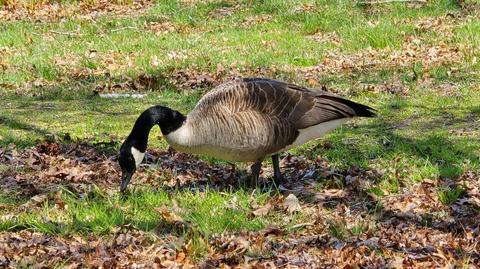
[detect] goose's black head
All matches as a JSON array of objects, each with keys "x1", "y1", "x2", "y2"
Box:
[{"x1": 119, "y1": 105, "x2": 185, "y2": 193}]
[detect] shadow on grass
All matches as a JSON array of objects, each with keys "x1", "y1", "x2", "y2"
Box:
[
  {"x1": 0, "y1": 115, "x2": 51, "y2": 139},
  {"x1": 325, "y1": 98, "x2": 479, "y2": 178}
]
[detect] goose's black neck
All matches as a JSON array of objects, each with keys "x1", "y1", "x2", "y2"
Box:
[{"x1": 124, "y1": 105, "x2": 186, "y2": 152}]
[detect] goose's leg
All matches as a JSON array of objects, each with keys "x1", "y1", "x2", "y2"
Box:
[
  {"x1": 272, "y1": 154, "x2": 284, "y2": 185},
  {"x1": 250, "y1": 161, "x2": 262, "y2": 187}
]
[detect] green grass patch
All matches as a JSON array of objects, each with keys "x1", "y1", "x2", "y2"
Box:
[
  {"x1": 0, "y1": 187, "x2": 271, "y2": 236},
  {"x1": 0, "y1": 0, "x2": 464, "y2": 90},
  {"x1": 437, "y1": 186, "x2": 466, "y2": 205}
]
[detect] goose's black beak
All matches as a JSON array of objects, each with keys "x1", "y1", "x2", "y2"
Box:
[{"x1": 120, "y1": 171, "x2": 133, "y2": 193}]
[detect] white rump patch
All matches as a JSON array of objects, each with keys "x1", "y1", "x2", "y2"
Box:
[
  {"x1": 282, "y1": 118, "x2": 349, "y2": 151},
  {"x1": 131, "y1": 147, "x2": 145, "y2": 167}
]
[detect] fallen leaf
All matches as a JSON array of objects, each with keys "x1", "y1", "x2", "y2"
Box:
[
  {"x1": 20, "y1": 193, "x2": 49, "y2": 209},
  {"x1": 151, "y1": 55, "x2": 159, "y2": 67},
  {"x1": 155, "y1": 206, "x2": 184, "y2": 223},
  {"x1": 263, "y1": 227, "x2": 284, "y2": 237},
  {"x1": 225, "y1": 195, "x2": 239, "y2": 211},
  {"x1": 283, "y1": 194, "x2": 301, "y2": 213},
  {"x1": 176, "y1": 252, "x2": 186, "y2": 262},
  {"x1": 252, "y1": 203, "x2": 272, "y2": 216}
]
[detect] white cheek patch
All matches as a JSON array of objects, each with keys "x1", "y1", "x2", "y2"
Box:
[{"x1": 131, "y1": 147, "x2": 145, "y2": 167}]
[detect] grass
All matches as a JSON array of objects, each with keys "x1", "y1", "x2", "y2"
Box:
[
  {"x1": 1, "y1": 0, "x2": 479, "y2": 264},
  {"x1": 1, "y1": 187, "x2": 272, "y2": 235},
  {"x1": 1, "y1": 0, "x2": 469, "y2": 93},
  {"x1": 1, "y1": 186, "x2": 275, "y2": 257},
  {"x1": 329, "y1": 222, "x2": 347, "y2": 240},
  {"x1": 437, "y1": 186, "x2": 466, "y2": 205}
]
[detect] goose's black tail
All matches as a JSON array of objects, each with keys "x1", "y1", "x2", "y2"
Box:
[{"x1": 321, "y1": 95, "x2": 377, "y2": 118}]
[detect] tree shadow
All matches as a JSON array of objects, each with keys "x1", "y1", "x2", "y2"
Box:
[
  {"x1": 0, "y1": 115, "x2": 51, "y2": 138},
  {"x1": 329, "y1": 99, "x2": 479, "y2": 178}
]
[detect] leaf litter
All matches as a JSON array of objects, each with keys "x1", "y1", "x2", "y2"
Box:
[
  {"x1": 1, "y1": 141, "x2": 479, "y2": 267},
  {"x1": 0, "y1": 0, "x2": 154, "y2": 22}
]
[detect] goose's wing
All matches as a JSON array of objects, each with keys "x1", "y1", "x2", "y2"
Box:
[
  {"x1": 201, "y1": 78, "x2": 375, "y2": 128},
  {"x1": 278, "y1": 81, "x2": 376, "y2": 129}
]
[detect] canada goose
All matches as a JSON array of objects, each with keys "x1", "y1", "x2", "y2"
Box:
[{"x1": 119, "y1": 78, "x2": 376, "y2": 192}]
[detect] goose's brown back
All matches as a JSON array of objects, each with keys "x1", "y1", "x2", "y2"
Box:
[{"x1": 167, "y1": 78, "x2": 375, "y2": 162}]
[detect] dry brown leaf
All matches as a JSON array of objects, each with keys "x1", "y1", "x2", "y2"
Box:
[
  {"x1": 252, "y1": 203, "x2": 272, "y2": 216},
  {"x1": 263, "y1": 227, "x2": 284, "y2": 237},
  {"x1": 20, "y1": 193, "x2": 48, "y2": 209},
  {"x1": 155, "y1": 206, "x2": 184, "y2": 223},
  {"x1": 151, "y1": 55, "x2": 159, "y2": 67},
  {"x1": 283, "y1": 194, "x2": 301, "y2": 213}
]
